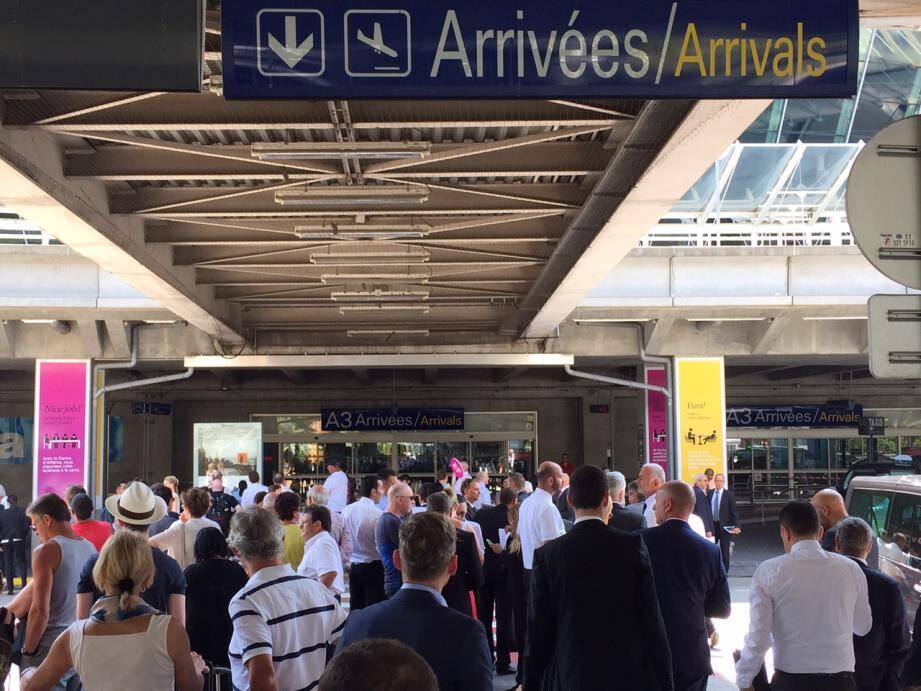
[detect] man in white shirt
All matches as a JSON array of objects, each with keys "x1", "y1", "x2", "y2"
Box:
[
  {"x1": 637, "y1": 463, "x2": 666, "y2": 528},
  {"x1": 474, "y1": 471, "x2": 492, "y2": 509},
  {"x1": 298, "y1": 505, "x2": 345, "y2": 599},
  {"x1": 454, "y1": 498, "x2": 485, "y2": 562},
  {"x1": 341, "y1": 475, "x2": 385, "y2": 610},
  {"x1": 323, "y1": 459, "x2": 349, "y2": 513},
  {"x1": 736, "y1": 500, "x2": 872, "y2": 691},
  {"x1": 517, "y1": 461, "x2": 565, "y2": 686},
  {"x1": 239, "y1": 471, "x2": 268, "y2": 507}
]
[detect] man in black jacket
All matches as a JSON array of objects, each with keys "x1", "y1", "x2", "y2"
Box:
[
  {"x1": 606, "y1": 471, "x2": 645, "y2": 532},
  {"x1": 835, "y1": 516, "x2": 909, "y2": 691},
  {"x1": 692, "y1": 474, "x2": 714, "y2": 536},
  {"x1": 708, "y1": 473, "x2": 740, "y2": 569},
  {"x1": 526, "y1": 465, "x2": 673, "y2": 691},
  {"x1": 427, "y1": 492, "x2": 483, "y2": 616},
  {"x1": 473, "y1": 486, "x2": 517, "y2": 675},
  {"x1": 0, "y1": 496, "x2": 30, "y2": 595},
  {"x1": 642, "y1": 482, "x2": 731, "y2": 691},
  {"x1": 337, "y1": 512, "x2": 493, "y2": 691}
]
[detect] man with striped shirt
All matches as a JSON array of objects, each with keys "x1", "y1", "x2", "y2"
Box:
[{"x1": 228, "y1": 507, "x2": 347, "y2": 691}]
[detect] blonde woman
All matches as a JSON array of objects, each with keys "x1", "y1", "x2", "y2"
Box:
[{"x1": 20, "y1": 530, "x2": 206, "y2": 691}]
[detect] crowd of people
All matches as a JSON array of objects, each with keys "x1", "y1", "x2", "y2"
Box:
[{"x1": 1, "y1": 461, "x2": 921, "y2": 690}]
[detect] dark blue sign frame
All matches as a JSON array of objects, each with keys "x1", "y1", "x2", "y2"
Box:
[
  {"x1": 223, "y1": 0, "x2": 859, "y2": 99},
  {"x1": 727, "y1": 404, "x2": 864, "y2": 429},
  {"x1": 321, "y1": 408, "x2": 464, "y2": 431}
]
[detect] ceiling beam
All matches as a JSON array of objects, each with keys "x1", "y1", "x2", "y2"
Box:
[
  {"x1": 750, "y1": 317, "x2": 795, "y2": 355},
  {"x1": 644, "y1": 318, "x2": 675, "y2": 355},
  {"x1": 281, "y1": 369, "x2": 310, "y2": 385},
  {"x1": 0, "y1": 320, "x2": 15, "y2": 357},
  {"x1": 104, "y1": 319, "x2": 132, "y2": 358},
  {"x1": 76, "y1": 320, "x2": 104, "y2": 359},
  {"x1": 351, "y1": 368, "x2": 372, "y2": 386},
  {"x1": 364, "y1": 125, "x2": 615, "y2": 174},
  {"x1": 0, "y1": 122, "x2": 244, "y2": 344},
  {"x1": 766, "y1": 365, "x2": 870, "y2": 381},
  {"x1": 520, "y1": 99, "x2": 770, "y2": 338}
]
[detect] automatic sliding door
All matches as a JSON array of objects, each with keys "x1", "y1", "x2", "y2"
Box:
[{"x1": 398, "y1": 442, "x2": 435, "y2": 480}]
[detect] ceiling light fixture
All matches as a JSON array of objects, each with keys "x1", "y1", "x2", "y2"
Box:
[
  {"x1": 252, "y1": 141, "x2": 431, "y2": 161},
  {"x1": 320, "y1": 273, "x2": 430, "y2": 284},
  {"x1": 802, "y1": 316, "x2": 869, "y2": 321},
  {"x1": 310, "y1": 249, "x2": 430, "y2": 265},
  {"x1": 332, "y1": 289, "x2": 430, "y2": 301},
  {"x1": 338, "y1": 304, "x2": 431, "y2": 314},
  {"x1": 275, "y1": 185, "x2": 429, "y2": 206},
  {"x1": 346, "y1": 329, "x2": 430, "y2": 337},
  {"x1": 294, "y1": 223, "x2": 430, "y2": 241}
]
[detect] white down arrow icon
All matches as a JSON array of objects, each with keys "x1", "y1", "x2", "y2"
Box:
[{"x1": 268, "y1": 16, "x2": 314, "y2": 68}]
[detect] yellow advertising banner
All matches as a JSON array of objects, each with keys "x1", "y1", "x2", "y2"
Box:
[{"x1": 675, "y1": 357, "x2": 726, "y2": 484}]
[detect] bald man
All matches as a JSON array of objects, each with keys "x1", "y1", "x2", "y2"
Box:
[
  {"x1": 516, "y1": 461, "x2": 565, "y2": 687},
  {"x1": 813, "y1": 488, "x2": 879, "y2": 570},
  {"x1": 643, "y1": 482, "x2": 730, "y2": 691},
  {"x1": 637, "y1": 463, "x2": 666, "y2": 528}
]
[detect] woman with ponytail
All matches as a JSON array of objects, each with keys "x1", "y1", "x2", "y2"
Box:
[{"x1": 20, "y1": 530, "x2": 206, "y2": 691}]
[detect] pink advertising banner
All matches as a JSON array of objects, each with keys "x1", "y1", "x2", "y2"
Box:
[
  {"x1": 33, "y1": 360, "x2": 91, "y2": 499},
  {"x1": 645, "y1": 367, "x2": 669, "y2": 478}
]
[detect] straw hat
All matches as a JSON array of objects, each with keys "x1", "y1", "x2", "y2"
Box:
[{"x1": 104, "y1": 481, "x2": 168, "y2": 525}]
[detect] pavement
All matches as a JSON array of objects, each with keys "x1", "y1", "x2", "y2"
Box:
[{"x1": 2, "y1": 521, "x2": 786, "y2": 691}]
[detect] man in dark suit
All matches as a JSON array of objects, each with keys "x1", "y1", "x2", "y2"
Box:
[
  {"x1": 337, "y1": 511, "x2": 493, "y2": 691},
  {"x1": 473, "y1": 486, "x2": 517, "y2": 675},
  {"x1": 606, "y1": 471, "x2": 645, "y2": 532},
  {"x1": 813, "y1": 488, "x2": 880, "y2": 571},
  {"x1": 556, "y1": 474, "x2": 573, "y2": 522},
  {"x1": 526, "y1": 465, "x2": 673, "y2": 691},
  {"x1": 0, "y1": 495, "x2": 29, "y2": 595},
  {"x1": 643, "y1": 481, "x2": 731, "y2": 691},
  {"x1": 708, "y1": 473, "x2": 740, "y2": 569},
  {"x1": 427, "y1": 492, "x2": 483, "y2": 616},
  {"x1": 692, "y1": 474, "x2": 714, "y2": 536},
  {"x1": 835, "y1": 516, "x2": 909, "y2": 691}
]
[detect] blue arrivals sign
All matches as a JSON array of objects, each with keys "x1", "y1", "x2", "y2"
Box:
[
  {"x1": 727, "y1": 404, "x2": 864, "y2": 429},
  {"x1": 321, "y1": 408, "x2": 464, "y2": 431},
  {"x1": 222, "y1": 0, "x2": 858, "y2": 99}
]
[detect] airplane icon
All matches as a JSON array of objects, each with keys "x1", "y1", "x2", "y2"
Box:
[{"x1": 356, "y1": 22, "x2": 398, "y2": 58}]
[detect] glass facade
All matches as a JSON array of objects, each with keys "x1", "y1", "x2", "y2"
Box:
[
  {"x1": 253, "y1": 411, "x2": 537, "y2": 486},
  {"x1": 727, "y1": 408, "x2": 921, "y2": 506},
  {"x1": 650, "y1": 28, "x2": 921, "y2": 244}
]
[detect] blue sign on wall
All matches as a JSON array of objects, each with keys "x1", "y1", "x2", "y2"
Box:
[
  {"x1": 322, "y1": 408, "x2": 464, "y2": 431},
  {"x1": 222, "y1": 0, "x2": 858, "y2": 99},
  {"x1": 727, "y1": 404, "x2": 864, "y2": 429},
  {"x1": 0, "y1": 417, "x2": 32, "y2": 465}
]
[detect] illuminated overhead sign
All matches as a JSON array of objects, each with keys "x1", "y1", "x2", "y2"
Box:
[
  {"x1": 322, "y1": 408, "x2": 465, "y2": 431},
  {"x1": 223, "y1": 0, "x2": 858, "y2": 99}
]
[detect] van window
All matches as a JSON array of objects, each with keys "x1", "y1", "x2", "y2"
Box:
[
  {"x1": 849, "y1": 488, "x2": 892, "y2": 537},
  {"x1": 887, "y1": 492, "x2": 921, "y2": 561}
]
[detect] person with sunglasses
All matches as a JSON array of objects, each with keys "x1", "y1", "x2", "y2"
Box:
[{"x1": 375, "y1": 482, "x2": 415, "y2": 598}]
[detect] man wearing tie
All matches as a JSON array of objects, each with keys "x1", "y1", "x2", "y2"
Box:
[{"x1": 708, "y1": 473, "x2": 740, "y2": 569}]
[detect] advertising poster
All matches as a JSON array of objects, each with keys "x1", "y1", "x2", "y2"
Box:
[
  {"x1": 0, "y1": 417, "x2": 33, "y2": 465},
  {"x1": 33, "y1": 360, "x2": 91, "y2": 499},
  {"x1": 644, "y1": 367, "x2": 669, "y2": 478},
  {"x1": 675, "y1": 357, "x2": 727, "y2": 485},
  {"x1": 194, "y1": 422, "x2": 263, "y2": 487}
]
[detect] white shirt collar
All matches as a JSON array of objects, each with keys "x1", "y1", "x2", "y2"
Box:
[
  {"x1": 534, "y1": 487, "x2": 553, "y2": 501},
  {"x1": 789, "y1": 539, "x2": 823, "y2": 555},
  {"x1": 250, "y1": 563, "x2": 295, "y2": 584},
  {"x1": 305, "y1": 530, "x2": 332, "y2": 548},
  {"x1": 644, "y1": 493, "x2": 657, "y2": 508}
]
